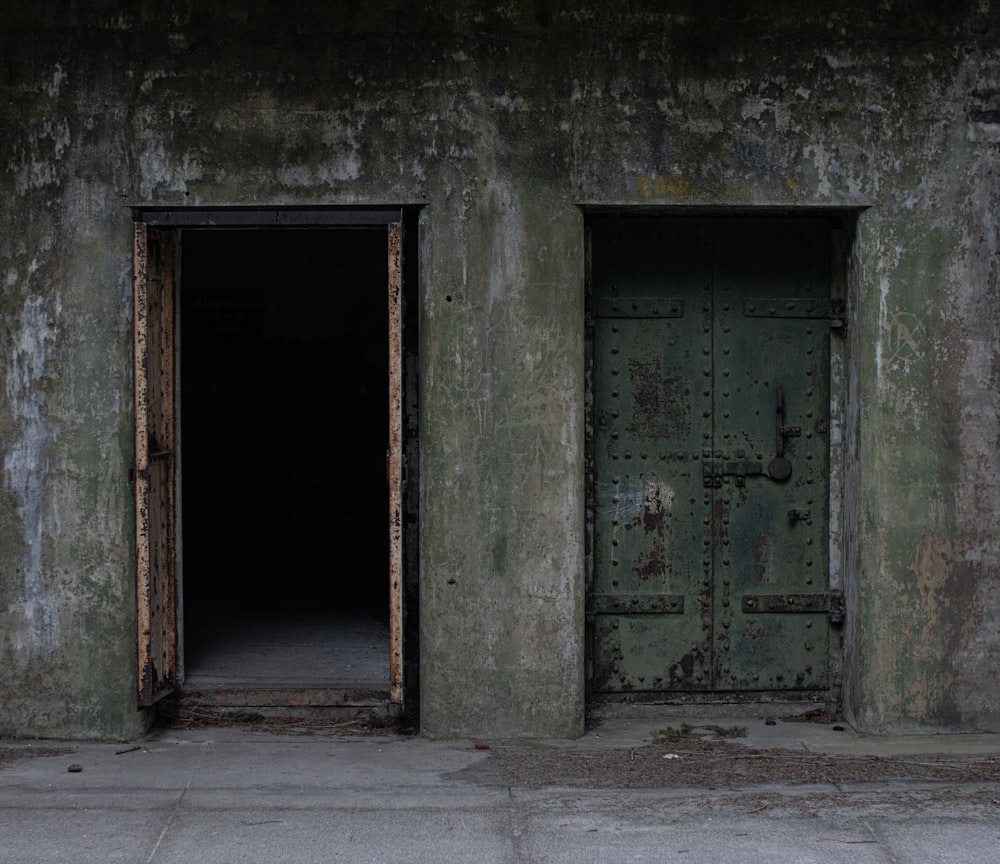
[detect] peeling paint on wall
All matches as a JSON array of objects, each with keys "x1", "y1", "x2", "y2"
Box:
[{"x1": 3, "y1": 291, "x2": 60, "y2": 657}]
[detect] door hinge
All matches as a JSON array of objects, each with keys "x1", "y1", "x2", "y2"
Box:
[
  {"x1": 743, "y1": 297, "x2": 845, "y2": 328},
  {"x1": 829, "y1": 589, "x2": 845, "y2": 625},
  {"x1": 741, "y1": 589, "x2": 845, "y2": 626}
]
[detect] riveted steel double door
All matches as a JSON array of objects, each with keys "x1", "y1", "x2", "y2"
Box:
[{"x1": 591, "y1": 216, "x2": 835, "y2": 694}]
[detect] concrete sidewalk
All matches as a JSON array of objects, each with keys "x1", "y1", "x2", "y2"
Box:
[{"x1": 1, "y1": 717, "x2": 998, "y2": 863}]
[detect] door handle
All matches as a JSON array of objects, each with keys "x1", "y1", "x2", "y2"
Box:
[{"x1": 768, "y1": 385, "x2": 798, "y2": 481}]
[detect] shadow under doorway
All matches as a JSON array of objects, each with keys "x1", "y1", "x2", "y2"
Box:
[{"x1": 179, "y1": 228, "x2": 390, "y2": 701}]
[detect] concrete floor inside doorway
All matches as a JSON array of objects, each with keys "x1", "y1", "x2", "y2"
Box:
[{"x1": 183, "y1": 607, "x2": 390, "y2": 692}]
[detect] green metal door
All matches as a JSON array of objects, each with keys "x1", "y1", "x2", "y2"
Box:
[{"x1": 591, "y1": 216, "x2": 840, "y2": 695}]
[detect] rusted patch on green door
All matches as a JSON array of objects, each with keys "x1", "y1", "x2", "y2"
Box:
[{"x1": 590, "y1": 215, "x2": 838, "y2": 696}]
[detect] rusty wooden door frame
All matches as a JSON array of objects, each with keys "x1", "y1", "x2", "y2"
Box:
[
  {"x1": 133, "y1": 208, "x2": 408, "y2": 706},
  {"x1": 387, "y1": 220, "x2": 404, "y2": 704}
]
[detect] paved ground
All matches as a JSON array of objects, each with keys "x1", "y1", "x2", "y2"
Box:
[{"x1": 1, "y1": 715, "x2": 999, "y2": 863}]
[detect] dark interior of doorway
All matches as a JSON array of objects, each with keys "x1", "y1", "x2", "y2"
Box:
[{"x1": 180, "y1": 228, "x2": 390, "y2": 693}]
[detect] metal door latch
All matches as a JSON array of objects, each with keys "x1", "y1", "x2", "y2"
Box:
[{"x1": 702, "y1": 450, "x2": 763, "y2": 487}]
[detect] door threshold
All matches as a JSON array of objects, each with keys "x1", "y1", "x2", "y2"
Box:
[{"x1": 589, "y1": 698, "x2": 839, "y2": 722}]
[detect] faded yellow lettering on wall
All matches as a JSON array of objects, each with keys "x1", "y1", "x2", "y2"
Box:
[
  {"x1": 637, "y1": 174, "x2": 694, "y2": 200},
  {"x1": 722, "y1": 179, "x2": 751, "y2": 199}
]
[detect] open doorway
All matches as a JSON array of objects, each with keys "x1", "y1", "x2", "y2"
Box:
[
  {"x1": 180, "y1": 228, "x2": 390, "y2": 695},
  {"x1": 132, "y1": 210, "x2": 415, "y2": 709}
]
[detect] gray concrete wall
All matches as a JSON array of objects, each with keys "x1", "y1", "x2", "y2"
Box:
[{"x1": 1, "y1": 1, "x2": 998, "y2": 738}]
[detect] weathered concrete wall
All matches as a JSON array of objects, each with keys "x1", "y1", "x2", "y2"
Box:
[
  {"x1": 1, "y1": 19, "x2": 140, "y2": 737},
  {"x1": 1, "y1": 1, "x2": 998, "y2": 738}
]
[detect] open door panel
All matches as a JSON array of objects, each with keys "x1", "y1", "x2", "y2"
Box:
[{"x1": 133, "y1": 222, "x2": 178, "y2": 706}]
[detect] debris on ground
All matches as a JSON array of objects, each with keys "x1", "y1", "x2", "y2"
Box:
[{"x1": 457, "y1": 724, "x2": 1000, "y2": 788}]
